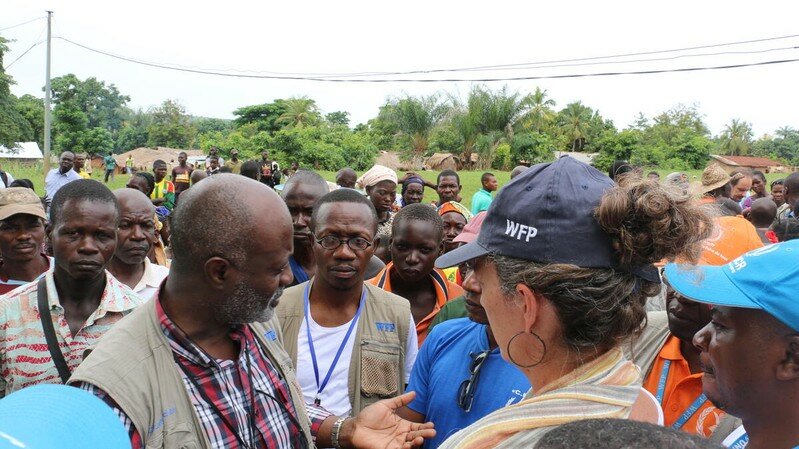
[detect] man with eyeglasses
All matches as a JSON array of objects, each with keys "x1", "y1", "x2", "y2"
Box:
[
  {"x1": 277, "y1": 188, "x2": 418, "y2": 418},
  {"x1": 396, "y1": 212, "x2": 529, "y2": 449}
]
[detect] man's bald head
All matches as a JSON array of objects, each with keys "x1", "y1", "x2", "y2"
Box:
[
  {"x1": 170, "y1": 174, "x2": 292, "y2": 274},
  {"x1": 283, "y1": 170, "x2": 329, "y2": 197},
  {"x1": 750, "y1": 197, "x2": 777, "y2": 228},
  {"x1": 336, "y1": 168, "x2": 357, "y2": 189},
  {"x1": 112, "y1": 188, "x2": 157, "y2": 266},
  {"x1": 113, "y1": 188, "x2": 155, "y2": 216},
  {"x1": 510, "y1": 165, "x2": 527, "y2": 179},
  {"x1": 191, "y1": 169, "x2": 208, "y2": 185}
]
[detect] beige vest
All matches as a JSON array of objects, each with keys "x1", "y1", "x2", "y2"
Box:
[
  {"x1": 69, "y1": 299, "x2": 313, "y2": 449},
  {"x1": 276, "y1": 281, "x2": 411, "y2": 415}
]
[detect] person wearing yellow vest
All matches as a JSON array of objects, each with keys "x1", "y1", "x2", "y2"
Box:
[
  {"x1": 70, "y1": 175, "x2": 435, "y2": 449},
  {"x1": 150, "y1": 160, "x2": 175, "y2": 212},
  {"x1": 73, "y1": 153, "x2": 91, "y2": 179}
]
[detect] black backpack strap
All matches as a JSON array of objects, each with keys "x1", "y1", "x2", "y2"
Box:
[{"x1": 37, "y1": 277, "x2": 71, "y2": 383}]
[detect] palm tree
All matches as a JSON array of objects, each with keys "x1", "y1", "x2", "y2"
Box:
[
  {"x1": 559, "y1": 102, "x2": 592, "y2": 151},
  {"x1": 525, "y1": 87, "x2": 556, "y2": 133},
  {"x1": 276, "y1": 97, "x2": 320, "y2": 128},
  {"x1": 720, "y1": 119, "x2": 753, "y2": 156},
  {"x1": 775, "y1": 126, "x2": 796, "y2": 140},
  {"x1": 390, "y1": 94, "x2": 448, "y2": 157}
]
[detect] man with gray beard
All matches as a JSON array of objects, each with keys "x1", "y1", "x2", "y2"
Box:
[{"x1": 70, "y1": 175, "x2": 435, "y2": 449}]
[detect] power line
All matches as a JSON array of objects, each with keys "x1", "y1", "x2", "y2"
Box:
[
  {"x1": 366, "y1": 32, "x2": 799, "y2": 76},
  {"x1": 5, "y1": 23, "x2": 47, "y2": 69},
  {"x1": 50, "y1": 31, "x2": 799, "y2": 79},
  {"x1": 5, "y1": 40, "x2": 45, "y2": 68},
  {"x1": 0, "y1": 16, "x2": 44, "y2": 32},
  {"x1": 54, "y1": 35, "x2": 799, "y2": 83},
  {"x1": 317, "y1": 45, "x2": 799, "y2": 78}
]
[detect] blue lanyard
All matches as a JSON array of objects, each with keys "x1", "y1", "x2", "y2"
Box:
[
  {"x1": 655, "y1": 359, "x2": 709, "y2": 429},
  {"x1": 303, "y1": 282, "x2": 365, "y2": 406}
]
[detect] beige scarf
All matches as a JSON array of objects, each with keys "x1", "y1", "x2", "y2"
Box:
[{"x1": 437, "y1": 348, "x2": 641, "y2": 449}]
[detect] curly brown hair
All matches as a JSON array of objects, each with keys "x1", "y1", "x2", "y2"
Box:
[{"x1": 492, "y1": 179, "x2": 712, "y2": 354}]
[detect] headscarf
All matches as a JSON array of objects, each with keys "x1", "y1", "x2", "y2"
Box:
[
  {"x1": 356, "y1": 165, "x2": 398, "y2": 189},
  {"x1": 437, "y1": 201, "x2": 473, "y2": 222},
  {"x1": 401, "y1": 176, "x2": 425, "y2": 195}
]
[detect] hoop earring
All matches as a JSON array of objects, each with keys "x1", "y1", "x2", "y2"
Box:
[{"x1": 506, "y1": 328, "x2": 546, "y2": 368}]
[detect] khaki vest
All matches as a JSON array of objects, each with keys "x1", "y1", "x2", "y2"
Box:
[
  {"x1": 69, "y1": 299, "x2": 314, "y2": 449},
  {"x1": 276, "y1": 281, "x2": 411, "y2": 415}
]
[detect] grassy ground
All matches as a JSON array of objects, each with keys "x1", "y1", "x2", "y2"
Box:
[{"x1": 4, "y1": 162, "x2": 788, "y2": 212}]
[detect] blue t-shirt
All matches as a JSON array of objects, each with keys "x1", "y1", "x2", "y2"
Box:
[{"x1": 407, "y1": 318, "x2": 530, "y2": 448}]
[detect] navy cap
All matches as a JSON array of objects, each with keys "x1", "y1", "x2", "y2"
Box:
[{"x1": 436, "y1": 156, "x2": 659, "y2": 282}]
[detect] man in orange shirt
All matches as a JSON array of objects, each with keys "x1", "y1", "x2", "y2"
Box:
[
  {"x1": 641, "y1": 216, "x2": 763, "y2": 438},
  {"x1": 370, "y1": 203, "x2": 463, "y2": 346}
]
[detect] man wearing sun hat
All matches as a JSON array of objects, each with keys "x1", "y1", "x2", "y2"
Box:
[
  {"x1": 0, "y1": 187, "x2": 53, "y2": 295},
  {"x1": 692, "y1": 165, "x2": 742, "y2": 216},
  {"x1": 665, "y1": 241, "x2": 799, "y2": 449}
]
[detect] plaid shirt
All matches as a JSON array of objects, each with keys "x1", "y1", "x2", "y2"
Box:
[{"x1": 80, "y1": 297, "x2": 331, "y2": 448}]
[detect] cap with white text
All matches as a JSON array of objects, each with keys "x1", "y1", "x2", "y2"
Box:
[
  {"x1": 436, "y1": 156, "x2": 657, "y2": 281},
  {"x1": 665, "y1": 240, "x2": 799, "y2": 332}
]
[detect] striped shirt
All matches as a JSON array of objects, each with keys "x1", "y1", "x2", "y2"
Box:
[
  {"x1": 0, "y1": 270, "x2": 144, "y2": 397},
  {"x1": 80, "y1": 297, "x2": 330, "y2": 448}
]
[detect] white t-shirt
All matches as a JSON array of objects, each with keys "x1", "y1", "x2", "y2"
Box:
[{"x1": 296, "y1": 311, "x2": 417, "y2": 417}]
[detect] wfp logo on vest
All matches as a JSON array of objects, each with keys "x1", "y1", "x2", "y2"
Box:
[
  {"x1": 376, "y1": 322, "x2": 396, "y2": 332},
  {"x1": 505, "y1": 219, "x2": 538, "y2": 242}
]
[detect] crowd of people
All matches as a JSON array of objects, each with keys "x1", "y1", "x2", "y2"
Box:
[{"x1": 0, "y1": 150, "x2": 797, "y2": 449}]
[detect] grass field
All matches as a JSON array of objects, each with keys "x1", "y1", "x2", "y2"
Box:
[{"x1": 3, "y1": 162, "x2": 789, "y2": 211}]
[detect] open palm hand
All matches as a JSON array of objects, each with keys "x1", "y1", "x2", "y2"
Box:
[{"x1": 351, "y1": 392, "x2": 435, "y2": 449}]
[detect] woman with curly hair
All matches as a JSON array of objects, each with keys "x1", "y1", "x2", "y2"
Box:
[{"x1": 433, "y1": 156, "x2": 712, "y2": 448}]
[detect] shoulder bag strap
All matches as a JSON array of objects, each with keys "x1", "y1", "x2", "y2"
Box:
[{"x1": 37, "y1": 277, "x2": 71, "y2": 383}]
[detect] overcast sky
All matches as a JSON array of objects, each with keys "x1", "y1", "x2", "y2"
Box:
[{"x1": 3, "y1": 0, "x2": 799, "y2": 137}]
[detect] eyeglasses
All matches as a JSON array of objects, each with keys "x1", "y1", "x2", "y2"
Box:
[
  {"x1": 316, "y1": 235, "x2": 373, "y2": 251},
  {"x1": 457, "y1": 350, "x2": 491, "y2": 412}
]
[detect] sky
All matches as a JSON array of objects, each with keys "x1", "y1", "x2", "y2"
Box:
[{"x1": 3, "y1": 0, "x2": 799, "y2": 137}]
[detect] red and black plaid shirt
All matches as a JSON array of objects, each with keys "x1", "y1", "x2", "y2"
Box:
[{"x1": 80, "y1": 298, "x2": 330, "y2": 448}]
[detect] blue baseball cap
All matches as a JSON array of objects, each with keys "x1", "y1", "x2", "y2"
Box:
[
  {"x1": 436, "y1": 156, "x2": 659, "y2": 282},
  {"x1": 0, "y1": 384, "x2": 130, "y2": 449},
  {"x1": 664, "y1": 240, "x2": 799, "y2": 332}
]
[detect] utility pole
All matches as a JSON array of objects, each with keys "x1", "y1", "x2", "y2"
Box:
[{"x1": 43, "y1": 10, "x2": 52, "y2": 175}]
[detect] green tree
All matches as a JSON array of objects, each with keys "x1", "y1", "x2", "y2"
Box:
[
  {"x1": 511, "y1": 132, "x2": 554, "y2": 166},
  {"x1": 523, "y1": 87, "x2": 556, "y2": 133},
  {"x1": 194, "y1": 117, "x2": 232, "y2": 134},
  {"x1": 115, "y1": 109, "x2": 152, "y2": 153},
  {"x1": 78, "y1": 127, "x2": 114, "y2": 154},
  {"x1": 325, "y1": 111, "x2": 350, "y2": 127},
  {"x1": 14, "y1": 94, "x2": 44, "y2": 148},
  {"x1": 0, "y1": 36, "x2": 33, "y2": 148},
  {"x1": 276, "y1": 97, "x2": 321, "y2": 128},
  {"x1": 146, "y1": 99, "x2": 197, "y2": 149},
  {"x1": 719, "y1": 118, "x2": 754, "y2": 156},
  {"x1": 232, "y1": 100, "x2": 288, "y2": 133},
  {"x1": 387, "y1": 94, "x2": 448, "y2": 157},
  {"x1": 557, "y1": 102, "x2": 593, "y2": 151},
  {"x1": 50, "y1": 74, "x2": 130, "y2": 153}
]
